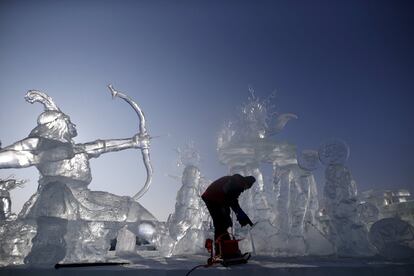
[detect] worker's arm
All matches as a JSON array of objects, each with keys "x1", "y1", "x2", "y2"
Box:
[
  {"x1": 228, "y1": 197, "x2": 253, "y2": 227},
  {"x1": 229, "y1": 199, "x2": 242, "y2": 214}
]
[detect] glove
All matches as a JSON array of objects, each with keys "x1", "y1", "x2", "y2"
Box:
[{"x1": 236, "y1": 210, "x2": 253, "y2": 227}]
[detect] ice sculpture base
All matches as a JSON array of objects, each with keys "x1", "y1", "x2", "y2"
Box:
[{"x1": 0, "y1": 217, "x2": 158, "y2": 266}]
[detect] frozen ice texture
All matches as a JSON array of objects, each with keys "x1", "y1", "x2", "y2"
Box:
[
  {"x1": 48, "y1": 219, "x2": 157, "y2": 264},
  {"x1": 152, "y1": 223, "x2": 175, "y2": 257},
  {"x1": 0, "y1": 89, "x2": 155, "y2": 221},
  {"x1": 20, "y1": 181, "x2": 156, "y2": 222},
  {"x1": 175, "y1": 141, "x2": 201, "y2": 169},
  {"x1": 25, "y1": 217, "x2": 68, "y2": 265},
  {"x1": 0, "y1": 219, "x2": 37, "y2": 266},
  {"x1": 217, "y1": 91, "x2": 325, "y2": 256},
  {"x1": 318, "y1": 139, "x2": 349, "y2": 166},
  {"x1": 357, "y1": 189, "x2": 414, "y2": 226},
  {"x1": 303, "y1": 222, "x2": 335, "y2": 256},
  {"x1": 298, "y1": 150, "x2": 320, "y2": 171},
  {"x1": 115, "y1": 226, "x2": 136, "y2": 255},
  {"x1": 319, "y1": 141, "x2": 374, "y2": 256},
  {"x1": 158, "y1": 163, "x2": 211, "y2": 256},
  {"x1": 272, "y1": 165, "x2": 319, "y2": 238},
  {"x1": 154, "y1": 142, "x2": 212, "y2": 256},
  {"x1": 63, "y1": 220, "x2": 113, "y2": 263},
  {"x1": 356, "y1": 201, "x2": 379, "y2": 230}
]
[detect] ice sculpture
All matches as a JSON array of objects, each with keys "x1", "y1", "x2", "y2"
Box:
[
  {"x1": 0, "y1": 86, "x2": 158, "y2": 265},
  {"x1": 356, "y1": 201, "x2": 380, "y2": 230},
  {"x1": 358, "y1": 189, "x2": 414, "y2": 227},
  {"x1": 319, "y1": 139, "x2": 374, "y2": 256},
  {"x1": 217, "y1": 90, "x2": 327, "y2": 256},
  {"x1": 0, "y1": 176, "x2": 26, "y2": 220},
  {"x1": 115, "y1": 225, "x2": 137, "y2": 256},
  {"x1": 155, "y1": 143, "x2": 211, "y2": 256},
  {"x1": 369, "y1": 217, "x2": 414, "y2": 259}
]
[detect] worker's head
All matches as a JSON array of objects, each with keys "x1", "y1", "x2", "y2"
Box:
[
  {"x1": 232, "y1": 174, "x2": 256, "y2": 190},
  {"x1": 244, "y1": 176, "x2": 256, "y2": 189}
]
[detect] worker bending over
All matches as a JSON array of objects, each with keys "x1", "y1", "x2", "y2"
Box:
[{"x1": 201, "y1": 174, "x2": 255, "y2": 247}]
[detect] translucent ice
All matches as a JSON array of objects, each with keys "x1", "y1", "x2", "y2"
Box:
[
  {"x1": 298, "y1": 150, "x2": 320, "y2": 171},
  {"x1": 25, "y1": 217, "x2": 68, "y2": 265},
  {"x1": 217, "y1": 91, "x2": 323, "y2": 256},
  {"x1": 319, "y1": 141, "x2": 374, "y2": 256},
  {"x1": 318, "y1": 139, "x2": 349, "y2": 166},
  {"x1": 164, "y1": 165, "x2": 210, "y2": 256},
  {"x1": 356, "y1": 201, "x2": 379, "y2": 230},
  {"x1": 0, "y1": 88, "x2": 158, "y2": 265},
  {"x1": 116, "y1": 226, "x2": 136, "y2": 255},
  {"x1": 0, "y1": 177, "x2": 26, "y2": 220}
]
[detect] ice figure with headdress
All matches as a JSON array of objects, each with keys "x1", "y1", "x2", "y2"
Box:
[{"x1": 0, "y1": 86, "x2": 158, "y2": 265}]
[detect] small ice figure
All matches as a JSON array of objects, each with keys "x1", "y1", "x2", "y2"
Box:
[
  {"x1": 369, "y1": 218, "x2": 414, "y2": 259},
  {"x1": 159, "y1": 142, "x2": 211, "y2": 256},
  {"x1": 0, "y1": 176, "x2": 26, "y2": 220},
  {"x1": 166, "y1": 165, "x2": 210, "y2": 255}
]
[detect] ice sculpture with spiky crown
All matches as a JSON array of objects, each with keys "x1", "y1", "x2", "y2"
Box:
[{"x1": 217, "y1": 89, "x2": 329, "y2": 256}]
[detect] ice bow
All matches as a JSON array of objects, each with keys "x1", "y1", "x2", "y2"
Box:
[{"x1": 108, "y1": 84, "x2": 153, "y2": 200}]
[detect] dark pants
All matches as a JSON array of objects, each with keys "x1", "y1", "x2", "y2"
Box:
[{"x1": 203, "y1": 199, "x2": 232, "y2": 250}]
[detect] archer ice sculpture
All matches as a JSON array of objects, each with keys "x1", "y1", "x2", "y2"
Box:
[
  {"x1": 217, "y1": 90, "x2": 326, "y2": 256},
  {"x1": 0, "y1": 86, "x2": 157, "y2": 265},
  {"x1": 0, "y1": 176, "x2": 26, "y2": 221},
  {"x1": 156, "y1": 142, "x2": 211, "y2": 256},
  {"x1": 319, "y1": 139, "x2": 374, "y2": 256}
]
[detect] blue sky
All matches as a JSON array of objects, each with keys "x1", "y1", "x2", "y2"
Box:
[{"x1": 0, "y1": 0, "x2": 413, "y2": 220}]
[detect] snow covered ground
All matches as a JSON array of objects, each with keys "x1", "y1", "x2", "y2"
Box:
[{"x1": 1, "y1": 253, "x2": 413, "y2": 276}]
